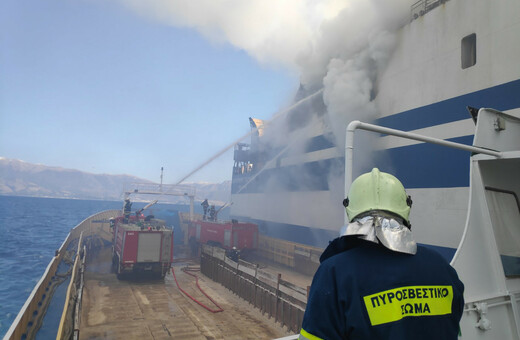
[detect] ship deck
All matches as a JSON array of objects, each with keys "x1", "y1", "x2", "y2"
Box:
[{"x1": 78, "y1": 246, "x2": 299, "y2": 340}]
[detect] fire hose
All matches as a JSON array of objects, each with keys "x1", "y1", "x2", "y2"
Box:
[{"x1": 171, "y1": 267, "x2": 224, "y2": 313}]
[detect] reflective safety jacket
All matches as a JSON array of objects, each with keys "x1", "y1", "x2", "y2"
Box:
[{"x1": 299, "y1": 237, "x2": 464, "y2": 340}]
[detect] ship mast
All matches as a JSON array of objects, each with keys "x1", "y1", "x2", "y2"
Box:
[{"x1": 160, "y1": 167, "x2": 163, "y2": 192}]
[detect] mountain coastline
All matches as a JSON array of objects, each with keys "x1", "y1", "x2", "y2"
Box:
[{"x1": 0, "y1": 158, "x2": 231, "y2": 204}]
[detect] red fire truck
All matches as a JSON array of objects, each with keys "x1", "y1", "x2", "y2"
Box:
[
  {"x1": 111, "y1": 213, "x2": 173, "y2": 279},
  {"x1": 188, "y1": 219, "x2": 258, "y2": 251},
  {"x1": 110, "y1": 183, "x2": 197, "y2": 278}
]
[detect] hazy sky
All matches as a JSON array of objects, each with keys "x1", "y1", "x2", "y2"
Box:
[
  {"x1": 1, "y1": 0, "x2": 413, "y2": 183},
  {"x1": 0, "y1": 0, "x2": 300, "y2": 183}
]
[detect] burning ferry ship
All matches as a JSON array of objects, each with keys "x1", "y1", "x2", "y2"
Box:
[
  {"x1": 230, "y1": 0, "x2": 520, "y2": 259},
  {"x1": 4, "y1": 0, "x2": 519, "y2": 339},
  {"x1": 229, "y1": 1, "x2": 520, "y2": 337}
]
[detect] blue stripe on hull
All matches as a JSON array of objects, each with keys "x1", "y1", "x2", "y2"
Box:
[
  {"x1": 376, "y1": 79, "x2": 520, "y2": 131},
  {"x1": 418, "y1": 243, "x2": 457, "y2": 262},
  {"x1": 235, "y1": 215, "x2": 338, "y2": 248},
  {"x1": 362, "y1": 135, "x2": 474, "y2": 189},
  {"x1": 233, "y1": 80, "x2": 520, "y2": 193},
  {"x1": 231, "y1": 158, "x2": 343, "y2": 194},
  {"x1": 233, "y1": 134, "x2": 473, "y2": 193},
  {"x1": 231, "y1": 82, "x2": 520, "y2": 263},
  {"x1": 233, "y1": 215, "x2": 457, "y2": 262}
]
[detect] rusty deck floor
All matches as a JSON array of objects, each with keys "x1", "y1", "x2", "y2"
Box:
[{"x1": 78, "y1": 246, "x2": 292, "y2": 340}]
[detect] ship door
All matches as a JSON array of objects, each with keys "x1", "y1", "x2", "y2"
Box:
[
  {"x1": 224, "y1": 229, "x2": 231, "y2": 247},
  {"x1": 196, "y1": 224, "x2": 201, "y2": 241}
]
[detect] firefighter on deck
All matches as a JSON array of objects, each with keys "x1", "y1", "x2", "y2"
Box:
[
  {"x1": 227, "y1": 246, "x2": 240, "y2": 262},
  {"x1": 299, "y1": 168, "x2": 464, "y2": 340},
  {"x1": 209, "y1": 205, "x2": 216, "y2": 221},
  {"x1": 201, "y1": 199, "x2": 209, "y2": 220},
  {"x1": 123, "y1": 198, "x2": 132, "y2": 223}
]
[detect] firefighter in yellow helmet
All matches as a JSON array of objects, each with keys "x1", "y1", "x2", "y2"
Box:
[{"x1": 299, "y1": 168, "x2": 464, "y2": 340}]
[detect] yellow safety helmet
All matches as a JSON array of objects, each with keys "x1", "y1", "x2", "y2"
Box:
[{"x1": 343, "y1": 168, "x2": 412, "y2": 223}]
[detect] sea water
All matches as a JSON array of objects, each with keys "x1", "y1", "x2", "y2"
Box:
[
  {"x1": 0, "y1": 196, "x2": 120, "y2": 337},
  {"x1": 0, "y1": 195, "x2": 204, "y2": 338}
]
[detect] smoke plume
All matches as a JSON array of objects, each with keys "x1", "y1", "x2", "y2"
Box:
[
  {"x1": 119, "y1": 0, "x2": 412, "y2": 143},
  {"x1": 118, "y1": 0, "x2": 415, "y2": 236}
]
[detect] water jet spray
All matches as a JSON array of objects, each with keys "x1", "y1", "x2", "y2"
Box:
[{"x1": 175, "y1": 88, "x2": 324, "y2": 185}]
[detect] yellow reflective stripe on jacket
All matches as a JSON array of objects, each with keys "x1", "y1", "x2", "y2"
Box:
[
  {"x1": 363, "y1": 285, "x2": 454, "y2": 326},
  {"x1": 299, "y1": 328, "x2": 324, "y2": 340}
]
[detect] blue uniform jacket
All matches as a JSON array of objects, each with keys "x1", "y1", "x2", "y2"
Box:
[{"x1": 300, "y1": 236, "x2": 464, "y2": 340}]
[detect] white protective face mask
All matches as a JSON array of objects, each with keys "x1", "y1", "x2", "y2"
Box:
[{"x1": 339, "y1": 214, "x2": 417, "y2": 255}]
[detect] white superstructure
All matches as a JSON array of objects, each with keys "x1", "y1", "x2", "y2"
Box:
[{"x1": 230, "y1": 0, "x2": 520, "y2": 260}]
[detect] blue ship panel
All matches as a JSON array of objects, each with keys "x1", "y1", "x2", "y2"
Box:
[
  {"x1": 233, "y1": 80, "x2": 520, "y2": 194},
  {"x1": 232, "y1": 158, "x2": 343, "y2": 194},
  {"x1": 360, "y1": 135, "x2": 474, "y2": 189},
  {"x1": 231, "y1": 82, "x2": 519, "y2": 258},
  {"x1": 230, "y1": 215, "x2": 337, "y2": 248},
  {"x1": 233, "y1": 215, "x2": 457, "y2": 262},
  {"x1": 376, "y1": 79, "x2": 520, "y2": 131},
  {"x1": 415, "y1": 243, "x2": 457, "y2": 262},
  {"x1": 233, "y1": 135, "x2": 473, "y2": 193}
]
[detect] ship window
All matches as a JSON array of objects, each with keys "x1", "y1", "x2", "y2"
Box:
[{"x1": 461, "y1": 33, "x2": 476, "y2": 69}]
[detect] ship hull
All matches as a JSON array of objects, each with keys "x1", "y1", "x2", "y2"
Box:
[{"x1": 230, "y1": 0, "x2": 520, "y2": 261}]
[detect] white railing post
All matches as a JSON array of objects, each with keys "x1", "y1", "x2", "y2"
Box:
[{"x1": 344, "y1": 120, "x2": 502, "y2": 224}]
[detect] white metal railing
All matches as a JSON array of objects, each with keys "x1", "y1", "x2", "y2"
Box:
[
  {"x1": 4, "y1": 210, "x2": 119, "y2": 340},
  {"x1": 278, "y1": 118, "x2": 507, "y2": 340},
  {"x1": 411, "y1": 0, "x2": 448, "y2": 20},
  {"x1": 124, "y1": 183, "x2": 196, "y2": 197},
  {"x1": 123, "y1": 183, "x2": 196, "y2": 220},
  {"x1": 344, "y1": 120, "x2": 502, "y2": 220}
]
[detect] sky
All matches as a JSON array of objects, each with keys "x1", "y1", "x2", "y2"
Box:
[
  {"x1": 0, "y1": 0, "x2": 300, "y2": 183},
  {"x1": 1, "y1": 0, "x2": 413, "y2": 184}
]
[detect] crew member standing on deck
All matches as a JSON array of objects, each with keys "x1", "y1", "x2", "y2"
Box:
[
  {"x1": 201, "y1": 199, "x2": 209, "y2": 220},
  {"x1": 209, "y1": 205, "x2": 216, "y2": 221},
  {"x1": 299, "y1": 168, "x2": 464, "y2": 340},
  {"x1": 123, "y1": 198, "x2": 132, "y2": 223}
]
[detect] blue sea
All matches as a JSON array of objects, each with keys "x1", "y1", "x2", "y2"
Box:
[{"x1": 0, "y1": 195, "x2": 206, "y2": 338}]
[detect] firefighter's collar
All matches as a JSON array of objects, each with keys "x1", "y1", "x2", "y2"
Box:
[{"x1": 339, "y1": 214, "x2": 417, "y2": 255}]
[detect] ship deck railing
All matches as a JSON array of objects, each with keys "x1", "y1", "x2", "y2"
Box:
[
  {"x1": 411, "y1": 0, "x2": 448, "y2": 20},
  {"x1": 4, "y1": 210, "x2": 119, "y2": 340}
]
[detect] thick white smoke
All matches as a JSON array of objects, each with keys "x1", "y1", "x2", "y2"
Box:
[
  {"x1": 119, "y1": 0, "x2": 344, "y2": 69},
  {"x1": 118, "y1": 0, "x2": 415, "y2": 236},
  {"x1": 119, "y1": 0, "x2": 412, "y2": 142},
  {"x1": 322, "y1": 30, "x2": 397, "y2": 147}
]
